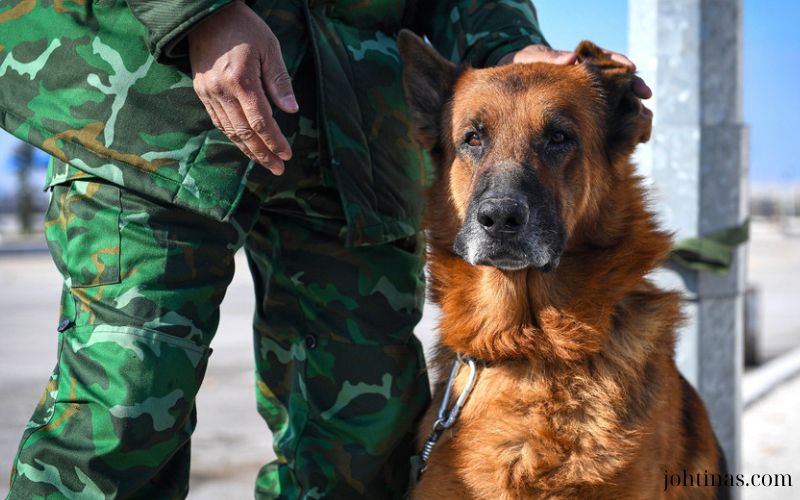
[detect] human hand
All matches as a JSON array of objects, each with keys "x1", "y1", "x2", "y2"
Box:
[
  {"x1": 188, "y1": 1, "x2": 298, "y2": 175},
  {"x1": 497, "y1": 44, "x2": 653, "y2": 102}
]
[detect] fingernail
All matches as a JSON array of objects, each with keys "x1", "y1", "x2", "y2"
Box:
[
  {"x1": 266, "y1": 160, "x2": 285, "y2": 176},
  {"x1": 278, "y1": 151, "x2": 291, "y2": 161},
  {"x1": 282, "y1": 95, "x2": 299, "y2": 112}
]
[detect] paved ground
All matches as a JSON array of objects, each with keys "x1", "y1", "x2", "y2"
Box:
[
  {"x1": 747, "y1": 219, "x2": 800, "y2": 361},
  {"x1": 742, "y1": 374, "x2": 800, "y2": 499},
  {"x1": 0, "y1": 219, "x2": 798, "y2": 498}
]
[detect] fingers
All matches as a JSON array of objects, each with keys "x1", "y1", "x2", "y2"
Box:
[
  {"x1": 239, "y1": 90, "x2": 292, "y2": 162},
  {"x1": 631, "y1": 75, "x2": 653, "y2": 99},
  {"x1": 219, "y1": 92, "x2": 286, "y2": 175},
  {"x1": 197, "y1": 93, "x2": 224, "y2": 131},
  {"x1": 194, "y1": 60, "x2": 296, "y2": 174},
  {"x1": 195, "y1": 75, "x2": 287, "y2": 174},
  {"x1": 603, "y1": 50, "x2": 652, "y2": 99},
  {"x1": 262, "y1": 38, "x2": 298, "y2": 114},
  {"x1": 551, "y1": 50, "x2": 578, "y2": 65},
  {"x1": 213, "y1": 102, "x2": 260, "y2": 165},
  {"x1": 502, "y1": 45, "x2": 578, "y2": 65},
  {"x1": 517, "y1": 48, "x2": 576, "y2": 65},
  {"x1": 606, "y1": 50, "x2": 636, "y2": 71}
]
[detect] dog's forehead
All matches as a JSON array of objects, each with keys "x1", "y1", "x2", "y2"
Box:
[{"x1": 451, "y1": 64, "x2": 599, "y2": 127}]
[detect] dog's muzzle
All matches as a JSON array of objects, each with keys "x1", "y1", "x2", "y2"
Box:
[{"x1": 454, "y1": 193, "x2": 564, "y2": 272}]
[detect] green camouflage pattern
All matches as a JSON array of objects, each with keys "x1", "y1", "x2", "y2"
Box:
[
  {"x1": 9, "y1": 168, "x2": 234, "y2": 499},
  {"x1": 0, "y1": 0, "x2": 254, "y2": 222},
  {"x1": 0, "y1": 0, "x2": 546, "y2": 246},
  {"x1": 8, "y1": 55, "x2": 430, "y2": 498}
]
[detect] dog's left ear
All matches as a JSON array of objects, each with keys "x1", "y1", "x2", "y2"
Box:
[
  {"x1": 575, "y1": 41, "x2": 652, "y2": 156},
  {"x1": 398, "y1": 29, "x2": 457, "y2": 150}
]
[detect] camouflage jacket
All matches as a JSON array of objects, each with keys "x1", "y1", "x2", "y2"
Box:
[{"x1": 0, "y1": 0, "x2": 546, "y2": 246}]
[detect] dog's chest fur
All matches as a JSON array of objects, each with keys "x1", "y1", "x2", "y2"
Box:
[{"x1": 418, "y1": 293, "x2": 683, "y2": 499}]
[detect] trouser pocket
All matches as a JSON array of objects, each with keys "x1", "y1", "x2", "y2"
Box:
[{"x1": 45, "y1": 177, "x2": 122, "y2": 288}]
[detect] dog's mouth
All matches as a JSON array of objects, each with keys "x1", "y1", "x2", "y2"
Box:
[
  {"x1": 458, "y1": 244, "x2": 563, "y2": 272},
  {"x1": 453, "y1": 222, "x2": 564, "y2": 272},
  {"x1": 481, "y1": 257, "x2": 532, "y2": 272},
  {"x1": 485, "y1": 255, "x2": 562, "y2": 272}
]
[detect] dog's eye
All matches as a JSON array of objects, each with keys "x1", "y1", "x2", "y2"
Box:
[
  {"x1": 550, "y1": 131, "x2": 567, "y2": 145},
  {"x1": 465, "y1": 131, "x2": 482, "y2": 148}
]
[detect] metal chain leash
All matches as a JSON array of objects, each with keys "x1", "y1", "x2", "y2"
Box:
[{"x1": 411, "y1": 353, "x2": 482, "y2": 482}]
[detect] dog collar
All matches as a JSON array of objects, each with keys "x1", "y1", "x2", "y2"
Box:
[{"x1": 409, "y1": 353, "x2": 485, "y2": 485}]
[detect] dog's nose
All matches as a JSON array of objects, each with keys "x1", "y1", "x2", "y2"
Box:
[{"x1": 476, "y1": 198, "x2": 529, "y2": 236}]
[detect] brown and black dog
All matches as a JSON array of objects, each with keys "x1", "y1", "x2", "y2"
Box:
[{"x1": 398, "y1": 30, "x2": 728, "y2": 499}]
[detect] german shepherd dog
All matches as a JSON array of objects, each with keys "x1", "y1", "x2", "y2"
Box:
[{"x1": 398, "y1": 31, "x2": 728, "y2": 499}]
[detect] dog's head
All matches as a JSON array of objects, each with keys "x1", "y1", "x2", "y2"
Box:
[{"x1": 399, "y1": 31, "x2": 652, "y2": 272}]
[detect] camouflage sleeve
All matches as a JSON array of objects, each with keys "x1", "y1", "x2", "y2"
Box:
[
  {"x1": 126, "y1": 0, "x2": 237, "y2": 62},
  {"x1": 411, "y1": 0, "x2": 550, "y2": 68}
]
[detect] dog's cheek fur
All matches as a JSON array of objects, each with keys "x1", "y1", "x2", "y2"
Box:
[
  {"x1": 448, "y1": 157, "x2": 474, "y2": 222},
  {"x1": 563, "y1": 152, "x2": 613, "y2": 244},
  {"x1": 552, "y1": 154, "x2": 587, "y2": 241}
]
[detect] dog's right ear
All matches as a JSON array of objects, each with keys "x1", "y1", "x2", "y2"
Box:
[
  {"x1": 575, "y1": 40, "x2": 652, "y2": 156},
  {"x1": 398, "y1": 29, "x2": 457, "y2": 150}
]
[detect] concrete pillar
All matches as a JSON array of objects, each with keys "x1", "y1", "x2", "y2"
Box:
[{"x1": 629, "y1": 0, "x2": 746, "y2": 475}]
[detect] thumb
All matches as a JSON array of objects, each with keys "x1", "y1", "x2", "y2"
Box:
[
  {"x1": 262, "y1": 54, "x2": 298, "y2": 114},
  {"x1": 555, "y1": 51, "x2": 578, "y2": 65}
]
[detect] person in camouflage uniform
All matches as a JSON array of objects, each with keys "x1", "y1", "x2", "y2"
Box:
[{"x1": 0, "y1": 0, "x2": 647, "y2": 497}]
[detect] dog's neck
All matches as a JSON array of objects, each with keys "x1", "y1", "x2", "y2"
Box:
[{"x1": 427, "y1": 168, "x2": 672, "y2": 364}]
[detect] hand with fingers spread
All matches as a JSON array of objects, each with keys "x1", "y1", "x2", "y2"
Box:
[
  {"x1": 497, "y1": 44, "x2": 653, "y2": 104},
  {"x1": 188, "y1": 0, "x2": 297, "y2": 175}
]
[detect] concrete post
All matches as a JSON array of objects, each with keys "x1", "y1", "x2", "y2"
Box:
[{"x1": 628, "y1": 0, "x2": 746, "y2": 475}]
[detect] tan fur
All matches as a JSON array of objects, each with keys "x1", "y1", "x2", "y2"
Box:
[{"x1": 399, "y1": 34, "x2": 723, "y2": 499}]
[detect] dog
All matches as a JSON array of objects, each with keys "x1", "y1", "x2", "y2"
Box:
[{"x1": 398, "y1": 30, "x2": 728, "y2": 499}]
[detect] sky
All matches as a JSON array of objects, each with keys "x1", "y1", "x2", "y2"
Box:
[{"x1": 1, "y1": 0, "x2": 798, "y2": 188}]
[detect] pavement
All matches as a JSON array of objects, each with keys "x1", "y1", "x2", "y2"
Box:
[
  {"x1": 747, "y1": 219, "x2": 800, "y2": 361},
  {"x1": 742, "y1": 373, "x2": 800, "y2": 499},
  {"x1": 0, "y1": 219, "x2": 798, "y2": 499}
]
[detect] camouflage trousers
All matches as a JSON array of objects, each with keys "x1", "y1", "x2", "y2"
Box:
[{"x1": 7, "y1": 65, "x2": 430, "y2": 500}]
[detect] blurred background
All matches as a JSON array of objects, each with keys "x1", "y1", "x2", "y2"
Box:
[{"x1": 1, "y1": 0, "x2": 798, "y2": 498}]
